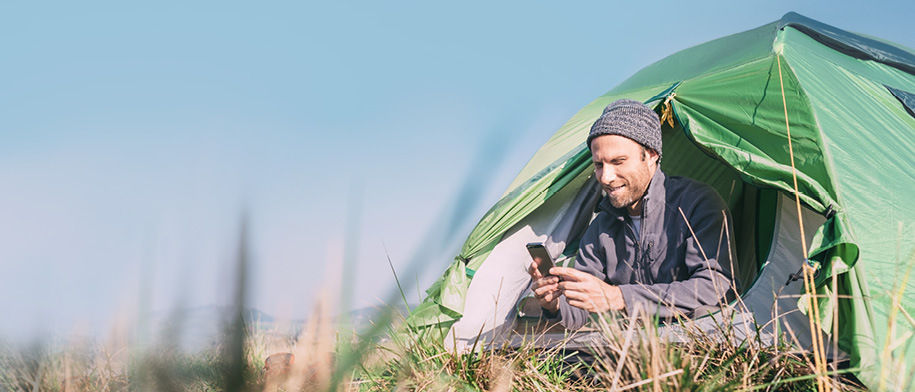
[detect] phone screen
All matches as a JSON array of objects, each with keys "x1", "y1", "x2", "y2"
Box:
[{"x1": 526, "y1": 242, "x2": 555, "y2": 277}]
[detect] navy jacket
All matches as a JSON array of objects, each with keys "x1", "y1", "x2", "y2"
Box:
[{"x1": 558, "y1": 169, "x2": 738, "y2": 329}]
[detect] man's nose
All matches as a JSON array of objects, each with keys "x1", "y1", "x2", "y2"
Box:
[{"x1": 600, "y1": 168, "x2": 617, "y2": 184}]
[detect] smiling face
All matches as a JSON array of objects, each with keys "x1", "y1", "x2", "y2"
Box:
[{"x1": 590, "y1": 134, "x2": 659, "y2": 216}]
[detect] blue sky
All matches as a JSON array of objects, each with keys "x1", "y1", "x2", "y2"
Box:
[{"x1": 1, "y1": 1, "x2": 913, "y2": 340}]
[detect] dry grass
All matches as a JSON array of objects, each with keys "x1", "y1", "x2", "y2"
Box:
[
  {"x1": 351, "y1": 307, "x2": 868, "y2": 392},
  {"x1": 0, "y1": 298, "x2": 875, "y2": 392},
  {"x1": 0, "y1": 215, "x2": 905, "y2": 391}
]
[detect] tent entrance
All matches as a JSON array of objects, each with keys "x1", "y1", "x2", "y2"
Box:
[{"x1": 447, "y1": 120, "x2": 830, "y2": 352}]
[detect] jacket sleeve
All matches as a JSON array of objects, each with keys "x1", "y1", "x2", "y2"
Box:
[
  {"x1": 617, "y1": 187, "x2": 737, "y2": 319},
  {"x1": 557, "y1": 220, "x2": 607, "y2": 330}
]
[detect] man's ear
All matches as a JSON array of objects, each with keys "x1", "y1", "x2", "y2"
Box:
[{"x1": 645, "y1": 148, "x2": 660, "y2": 165}]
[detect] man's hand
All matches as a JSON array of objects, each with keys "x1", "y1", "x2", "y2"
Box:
[
  {"x1": 552, "y1": 267, "x2": 626, "y2": 313},
  {"x1": 528, "y1": 261, "x2": 560, "y2": 314}
]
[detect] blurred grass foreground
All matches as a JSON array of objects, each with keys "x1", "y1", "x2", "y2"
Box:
[
  {"x1": 0, "y1": 295, "x2": 869, "y2": 391},
  {"x1": 0, "y1": 218, "x2": 870, "y2": 392}
]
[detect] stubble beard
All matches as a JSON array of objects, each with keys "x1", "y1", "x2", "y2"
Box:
[
  {"x1": 608, "y1": 187, "x2": 638, "y2": 210},
  {"x1": 607, "y1": 163, "x2": 651, "y2": 210}
]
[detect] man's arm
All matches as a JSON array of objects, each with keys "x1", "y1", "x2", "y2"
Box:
[
  {"x1": 555, "y1": 222, "x2": 611, "y2": 330},
  {"x1": 554, "y1": 267, "x2": 625, "y2": 312},
  {"x1": 617, "y1": 188, "x2": 737, "y2": 319}
]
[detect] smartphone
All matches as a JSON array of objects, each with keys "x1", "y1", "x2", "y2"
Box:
[{"x1": 526, "y1": 242, "x2": 555, "y2": 277}]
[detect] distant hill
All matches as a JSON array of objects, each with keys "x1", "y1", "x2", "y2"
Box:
[
  {"x1": 142, "y1": 304, "x2": 415, "y2": 350},
  {"x1": 344, "y1": 303, "x2": 414, "y2": 332}
]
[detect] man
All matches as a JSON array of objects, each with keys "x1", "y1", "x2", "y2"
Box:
[{"x1": 529, "y1": 99, "x2": 737, "y2": 330}]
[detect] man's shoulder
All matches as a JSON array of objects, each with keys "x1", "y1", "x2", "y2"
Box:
[
  {"x1": 587, "y1": 207, "x2": 622, "y2": 230},
  {"x1": 662, "y1": 174, "x2": 726, "y2": 209},
  {"x1": 665, "y1": 174, "x2": 715, "y2": 192}
]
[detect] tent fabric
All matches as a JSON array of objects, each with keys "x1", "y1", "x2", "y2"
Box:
[
  {"x1": 406, "y1": 12, "x2": 915, "y2": 390},
  {"x1": 778, "y1": 12, "x2": 915, "y2": 76},
  {"x1": 886, "y1": 85, "x2": 915, "y2": 118},
  {"x1": 445, "y1": 173, "x2": 596, "y2": 347}
]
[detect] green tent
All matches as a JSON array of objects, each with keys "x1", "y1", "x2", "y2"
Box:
[{"x1": 407, "y1": 12, "x2": 915, "y2": 389}]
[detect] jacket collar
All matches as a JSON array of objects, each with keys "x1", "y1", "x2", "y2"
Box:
[{"x1": 597, "y1": 167, "x2": 667, "y2": 222}]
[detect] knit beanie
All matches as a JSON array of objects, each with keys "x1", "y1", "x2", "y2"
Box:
[{"x1": 587, "y1": 99, "x2": 662, "y2": 159}]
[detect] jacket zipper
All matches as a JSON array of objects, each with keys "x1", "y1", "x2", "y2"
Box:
[
  {"x1": 624, "y1": 217, "x2": 642, "y2": 282},
  {"x1": 632, "y1": 200, "x2": 652, "y2": 284},
  {"x1": 640, "y1": 201, "x2": 649, "y2": 284}
]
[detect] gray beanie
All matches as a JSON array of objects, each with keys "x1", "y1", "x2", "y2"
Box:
[{"x1": 587, "y1": 99, "x2": 662, "y2": 159}]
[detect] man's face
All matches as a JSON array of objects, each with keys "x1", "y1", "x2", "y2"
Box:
[{"x1": 590, "y1": 134, "x2": 659, "y2": 215}]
